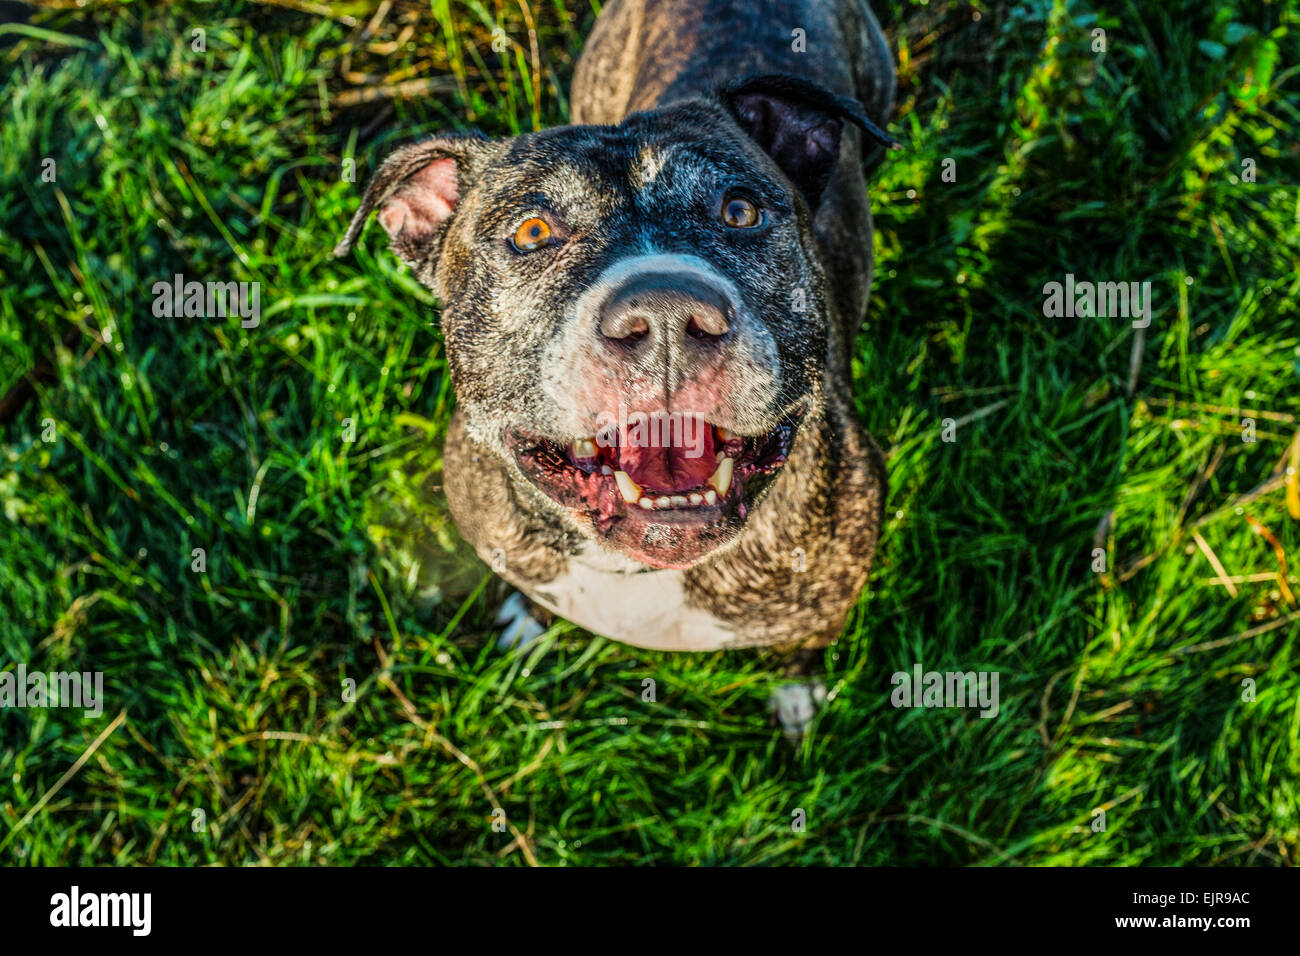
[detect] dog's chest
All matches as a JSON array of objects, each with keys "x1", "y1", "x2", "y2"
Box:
[{"x1": 526, "y1": 547, "x2": 736, "y2": 651}]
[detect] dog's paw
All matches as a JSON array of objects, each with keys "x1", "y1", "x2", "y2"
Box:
[
  {"x1": 768, "y1": 680, "x2": 828, "y2": 740},
  {"x1": 494, "y1": 591, "x2": 548, "y2": 651}
]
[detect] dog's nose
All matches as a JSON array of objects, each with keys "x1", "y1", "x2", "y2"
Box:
[{"x1": 598, "y1": 273, "x2": 732, "y2": 347}]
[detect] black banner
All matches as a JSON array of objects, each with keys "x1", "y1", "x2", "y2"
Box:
[{"x1": 0, "y1": 866, "x2": 1281, "y2": 943}]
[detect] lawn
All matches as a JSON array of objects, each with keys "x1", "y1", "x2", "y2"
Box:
[{"x1": 1, "y1": 0, "x2": 1297, "y2": 865}]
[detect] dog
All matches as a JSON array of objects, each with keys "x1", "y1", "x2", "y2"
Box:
[{"x1": 336, "y1": 0, "x2": 898, "y2": 731}]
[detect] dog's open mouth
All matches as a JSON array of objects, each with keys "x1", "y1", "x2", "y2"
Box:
[{"x1": 505, "y1": 414, "x2": 799, "y2": 536}]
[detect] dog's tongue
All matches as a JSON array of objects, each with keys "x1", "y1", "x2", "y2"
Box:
[{"x1": 617, "y1": 419, "x2": 717, "y2": 493}]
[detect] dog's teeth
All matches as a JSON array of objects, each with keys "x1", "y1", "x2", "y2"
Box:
[
  {"x1": 614, "y1": 470, "x2": 642, "y2": 503},
  {"x1": 689, "y1": 493, "x2": 703, "y2": 506},
  {"x1": 704, "y1": 489, "x2": 718, "y2": 506},
  {"x1": 670, "y1": 495, "x2": 687, "y2": 508},
  {"x1": 655, "y1": 496, "x2": 672, "y2": 509},
  {"x1": 638, "y1": 497, "x2": 655, "y2": 510},
  {"x1": 573, "y1": 438, "x2": 598, "y2": 459},
  {"x1": 716, "y1": 426, "x2": 737, "y2": 442},
  {"x1": 707, "y1": 456, "x2": 734, "y2": 495},
  {"x1": 601, "y1": 465, "x2": 613, "y2": 475}
]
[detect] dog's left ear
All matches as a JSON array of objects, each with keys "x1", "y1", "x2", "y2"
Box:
[
  {"x1": 720, "y1": 74, "x2": 899, "y2": 210},
  {"x1": 333, "y1": 133, "x2": 505, "y2": 267}
]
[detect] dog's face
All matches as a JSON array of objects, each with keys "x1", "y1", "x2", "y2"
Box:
[{"x1": 337, "y1": 77, "x2": 889, "y2": 569}]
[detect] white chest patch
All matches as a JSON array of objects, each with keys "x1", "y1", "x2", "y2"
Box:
[{"x1": 526, "y1": 546, "x2": 736, "y2": 651}]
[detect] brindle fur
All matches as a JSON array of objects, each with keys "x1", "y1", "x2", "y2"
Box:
[{"x1": 339, "y1": 0, "x2": 896, "y2": 653}]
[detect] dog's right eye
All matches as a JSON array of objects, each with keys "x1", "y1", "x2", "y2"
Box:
[
  {"x1": 511, "y1": 217, "x2": 553, "y2": 252},
  {"x1": 721, "y1": 194, "x2": 763, "y2": 229}
]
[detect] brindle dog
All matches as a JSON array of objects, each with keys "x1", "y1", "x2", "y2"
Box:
[{"x1": 336, "y1": 0, "x2": 898, "y2": 732}]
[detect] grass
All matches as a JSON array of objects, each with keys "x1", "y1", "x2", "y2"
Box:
[{"x1": 0, "y1": 0, "x2": 1297, "y2": 866}]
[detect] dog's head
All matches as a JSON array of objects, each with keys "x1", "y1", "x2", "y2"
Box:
[{"x1": 337, "y1": 75, "x2": 896, "y2": 569}]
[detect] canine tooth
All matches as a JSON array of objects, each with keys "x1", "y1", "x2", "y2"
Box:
[
  {"x1": 655, "y1": 496, "x2": 672, "y2": 509},
  {"x1": 638, "y1": 497, "x2": 655, "y2": 510},
  {"x1": 670, "y1": 495, "x2": 688, "y2": 508},
  {"x1": 704, "y1": 489, "x2": 717, "y2": 506},
  {"x1": 707, "y1": 456, "x2": 734, "y2": 495},
  {"x1": 601, "y1": 465, "x2": 613, "y2": 475},
  {"x1": 614, "y1": 470, "x2": 642, "y2": 503},
  {"x1": 573, "y1": 438, "x2": 598, "y2": 459},
  {"x1": 689, "y1": 493, "x2": 703, "y2": 505}
]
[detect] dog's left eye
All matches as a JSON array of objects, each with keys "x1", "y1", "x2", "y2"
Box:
[
  {"x1": 721, "y1": 195, "x2": 762, "y2": 229},
  {"x1": 511, "y1": 217, "x2": 553, "y2": 252}
]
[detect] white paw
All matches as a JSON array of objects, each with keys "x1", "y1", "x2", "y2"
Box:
[
  {"x1": 494, "y1": 591, "x2": 547, "y2": 651},
  {"x1": 768, "y1": 680, "x2": 828, "y2": 739}
]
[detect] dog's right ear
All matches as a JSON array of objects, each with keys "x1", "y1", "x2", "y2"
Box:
[{"x1": 333, "y1": 134, "x2": 503, "y2": 267}]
